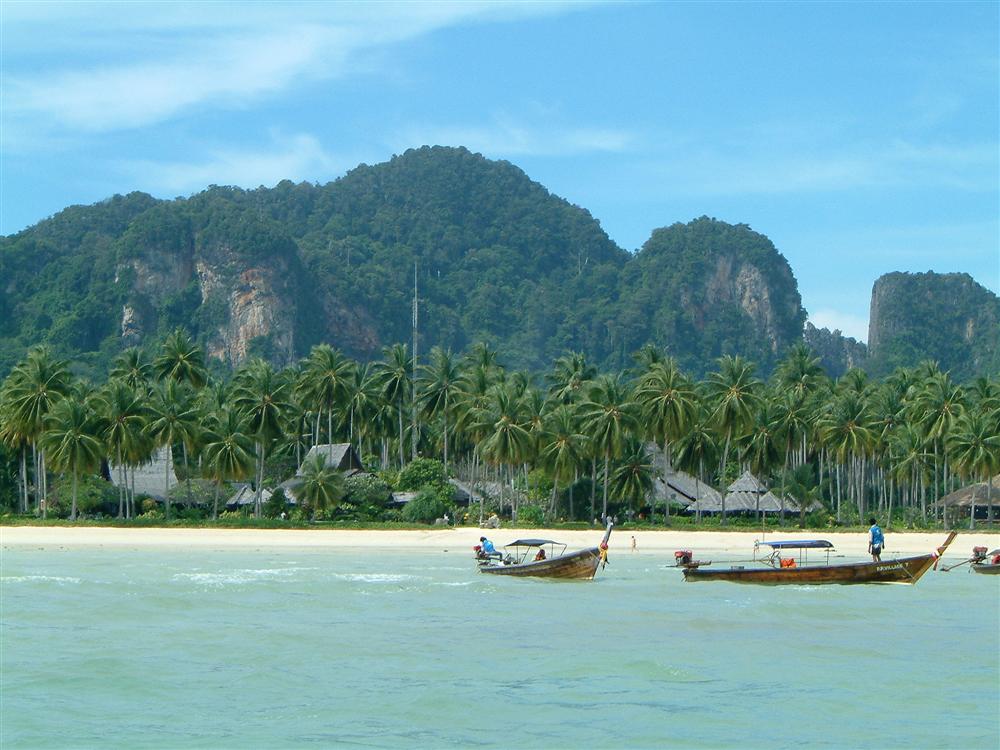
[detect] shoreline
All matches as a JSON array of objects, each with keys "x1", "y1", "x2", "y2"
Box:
[{"x1": 3, "y1": 525, "x2": 993, "y2": 558}]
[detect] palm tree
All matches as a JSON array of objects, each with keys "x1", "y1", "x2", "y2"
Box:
[
  {"x1": 740, "y1": 395, "x2": 784, "y2": 521},
  {"x1": 610, "y1": 439, "x2": 655, "y2": 517},
  {"x1": 817, "y1": 390, "x2": 875, "y2": 522},
  {"x1": 231, "y1": 360, "x2": 293, "y2": 517},
  {"x1": 420, "y1": 347, "x2": 461, "y2": 473},
  {"x1": 374, "y1": 344, "x2": 412, "y2": 468},
  {"x1": 291, "y1": 453, "x2": 346, "y2": 520},
  {"x1": 704, "y1": 355, "x2": 762, "y2": 523},
  {"x1": 343, "y1": 364, "x2": 381, "y2": 461},
  {"x1": 634, "y1": 359, "x2": 697, "y2": 470},
  {"x1": 673, "y1": 409, "x2": 720, "y2": 523},
  {"x1": 774, "y1": 343, "x2": 825, "y2": 401},
  {"x1": 110, "y1": 348, "x2": 154, "y2": 391},
  {"x1": 477, "y1": 386, "x2": 532, "y2": 520},
  {"x1": 540, "y1": 405, "x2": 586, "y2": 519},
  {"x1": 202, "y1": 409, "x2": 256, "y2": 519},
  {"x1": 948, "y1": 412, "x2": 1000, "y2": 528},
  {"x1": 913, "y1": 372, "x2": 966, "y2": 501},
  {"x1": 99, "y1": 380, "x2": 148, "y2": 517},
  {"x1": 298, "y1": 344, "x2": 354, "y2": 452},
  {"x1": 579, "y1": 374, "x2": 639, "y2": 521},
  {"x1": 41, "y1": 395, "x2": 104, "y2": 520},
  {"x1": 4, "y1": 346, "x2": 72, "y2": 513},
  {"x1": 147, "y1": 381, "x2": 199, "y2": 519},
  {"x1": 546, "y1": 352, "x2": 596, "y2": 405},
  {"x1": 153, "y1": 328, "x2": 207, "y2": 388}
]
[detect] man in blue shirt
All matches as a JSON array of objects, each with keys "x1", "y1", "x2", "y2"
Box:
[
  {"x1": 480, "y1": 536, "x2": 498, "y2": 558},
  {"x1": 868, "y1": 517, "x2": 884, "y2": 561}
]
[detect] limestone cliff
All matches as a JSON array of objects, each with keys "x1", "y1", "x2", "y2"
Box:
[
  {"x1": 867, "y1": 272, "x2": 999, "y2": 379},
  {"x1": 620, "y1": 217, "x2": 806, "y2": 374},
  {"x1": 803, "y1": 322, "x2": 868, "y2": 379}
]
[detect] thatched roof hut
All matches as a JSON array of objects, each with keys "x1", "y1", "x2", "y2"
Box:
[
  {"x1": 932, "y1": 478, "x2": 1000, "y2": 509},
  {"x1": 226, "y1": 484, "x2": 281, "y2": 509},
  {"x1": 110, "y1": 446, "x2": 176, "y2": 500},
  {"x1": 653, "y1": 469, "x2": 722, "y2": 508},
  {"x1": 297, "y1": 443, "x2": 364, "y2": 476},
  {"x1": 728, "y1": 470, "x2": 767, "y2": 494}
]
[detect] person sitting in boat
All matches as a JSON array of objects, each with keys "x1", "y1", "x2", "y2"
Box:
[
  {"x1": 534, "y1": 548, "x2": 546, "y2": 562},
  {"x1": 480, "y1": 536, "x2": 499, "y2": 559},
  {"x1": 868, "y1": 517, "x2": 884, "y2": 561}
]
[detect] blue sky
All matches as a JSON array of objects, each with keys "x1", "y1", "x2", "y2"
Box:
[{"x1": 2, "y1": 1, "x2": 997, "y2": 342}]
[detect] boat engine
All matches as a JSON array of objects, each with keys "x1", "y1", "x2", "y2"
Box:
[
  {"x1": 972, "y1": 546, "x2": 988, "y2": 562},
  {"x1": 675, "y1": 550, "x2": 693, "y2": 566}
]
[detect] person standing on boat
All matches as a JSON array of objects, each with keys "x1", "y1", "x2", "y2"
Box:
[{"x1": 868, "y1": 518, "x2": 884, "y2": 561}]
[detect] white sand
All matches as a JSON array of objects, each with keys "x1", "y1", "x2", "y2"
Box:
[{"x1": 2, "y1": 525, "x2": 994, "y2": 559}]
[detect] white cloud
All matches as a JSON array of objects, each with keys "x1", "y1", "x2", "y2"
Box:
[
  {"x1": 120, "y1": 133, "x2": 350, "y2": 194},
  {"x1": 3, "y1": 2, "x2": 587, "y2": 136},
  {"x1": 639, "y1": 132, "x2": 998, "y2": 196},
  {"x1": 397, "y1": 116, "x2": 634, "y2": 158},
  {"x1": 808, "y1": 309, "x2": 869, "y2": 343}
]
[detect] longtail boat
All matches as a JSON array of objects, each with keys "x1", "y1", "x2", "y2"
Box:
[
  {"x1": 475, "y1": 523, "x2": 612, "y2": 580},
  {"x1": 971, "y1": 548, "x2": 1000, "y2": 575},
  {"x1": 682, "y1": 532, "x2": 957, "y2": 585},
  {"x1": 939, "y1": 545, "x2": 1000, "y2": 575}
]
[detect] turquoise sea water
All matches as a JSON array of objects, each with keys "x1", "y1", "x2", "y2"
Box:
[{"x1": 2, "y1": 545, "x2": 998, "y2": 749}]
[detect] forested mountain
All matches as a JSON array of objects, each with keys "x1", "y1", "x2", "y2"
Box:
[
  {"x1": 1, "y1": 146, "x2": 994, "y2": 380},
  {"x1": 866, "y1": 272, "x2": 1000, "y2": 380}
]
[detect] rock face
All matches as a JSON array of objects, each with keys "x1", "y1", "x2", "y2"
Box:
[
  {"x1": 2, "y1": 148, "x2": 994, "y2": 380},
  {"x1": 114, "y1": 207, "x2": 301, "y2": 366},
  {"x1": 620, "y1": 217, "x2": 806, "y2": 374},
  {"x1": 803, "y1": 322, "x2": 868, "y2": 379},
  {"x1": 867, "y1": 272, "x2": 1000, "y2": 379}
]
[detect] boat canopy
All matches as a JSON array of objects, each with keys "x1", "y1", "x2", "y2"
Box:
[
  {"x1": 759, "y1": 540, "x2": 834, "y2": 549},
  {"x1": 504, "y1": 539, "x2": 558, "y2": 547}
]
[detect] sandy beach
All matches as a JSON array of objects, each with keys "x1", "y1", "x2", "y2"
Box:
[{"x1": 2, "y1": 525, "x2": 993, "y2": 559}]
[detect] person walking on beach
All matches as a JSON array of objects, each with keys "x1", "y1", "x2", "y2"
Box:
[
  {"x1": 868, "y1": 518, "x2": 884, "y2": 562},
  {"x1": 631, "y1": 535, "x2": 636, "y2": 553}
]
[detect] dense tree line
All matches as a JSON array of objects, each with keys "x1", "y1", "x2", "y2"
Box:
[{"x1": 2, "y1": 330, "x2": 997, "y2": 528}]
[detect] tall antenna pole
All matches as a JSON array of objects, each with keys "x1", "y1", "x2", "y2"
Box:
[{"x1": 411, "y1": 260, "x2": 419, "y2": 461}]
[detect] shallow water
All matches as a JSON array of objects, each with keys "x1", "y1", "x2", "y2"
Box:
[{"x1": 2, "y1": 546, "x2": 998, "y2": 749}]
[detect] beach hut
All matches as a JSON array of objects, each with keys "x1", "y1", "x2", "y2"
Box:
[
  {"x1": 724, "y1": 470, "x2": 768, "y2": 515},
  {"x1": 297, "y1": 443, "x2": 365, "y2": 476},
  {"x1": 110, "y1": 446, "x2": 177, "y2": 501},
  {"x1": 226, "y1": 484, "x2": 283, "y2": 510},
  {"x1": 932, "y1": 476, "x2": 1000, "y2": 526}
]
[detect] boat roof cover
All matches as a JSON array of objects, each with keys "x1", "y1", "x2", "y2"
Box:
[
  {"x1": 760, "y1": 539, "x2": 834, "y2": 549},
  {"x1": 505, "y1": 539, "x2": 559, "y2": 547}
]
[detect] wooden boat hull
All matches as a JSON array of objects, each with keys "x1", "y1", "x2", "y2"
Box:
[
  {"x1": 971, "y1": 563, "x2": 1000, "y2": 575},
  {"x1": 479, "y1": 547, "x2": 602, "y2": 579},
  {"x1": 682, "y1": 554, "x2": 938, "y2": 585}
]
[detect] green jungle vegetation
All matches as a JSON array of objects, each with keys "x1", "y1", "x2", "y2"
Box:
[
  {"x1": 1, "y1": 146, "x2": 808, "y2": 379},
  {"x1": 2, "y1": 332, "x2": 997, "y2": 531},
  {"x1": 867, "y1": 271, "x2": 1000, "y2": 379},
  {"x1": 4, "y1": 146, "x2": 996, "y2": 382}
]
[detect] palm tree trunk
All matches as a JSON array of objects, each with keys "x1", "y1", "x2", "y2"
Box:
[
  {"x1": 443, "y1": 394, "x2": 449, "y2": 474},
  {"x1": 720, "y1": 428, "x2": 731, "y2": 526},
  {"x1": 590, "y1": 457, "x2": 597, "y2": 521},
  {"x1": 397, "y1": 400, "x2": 405, "y2": 468},
  {"x1": 20, "y1": 447, "x2": 28, "y2": 513},
  {"x1": 602, "y1": 454, "x2": 610, "y2": 521},
  {"x1": 71, "y1": 472, "x2": 78, "y2": 520},
  {"x1": 213, "y1": 480, "x2": 220, "y2": 520},
  {"x1": 164, "y1": 443, "x2": 172, "y2": 520}
]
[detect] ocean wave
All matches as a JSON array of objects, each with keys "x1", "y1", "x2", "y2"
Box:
[
  {"x1": 2, "y1": 575, "x2": 82, "y2": 585},
  {"x1": 172, "y1": 568, "x2": 305, "y2": 586},
  {"x1": 329, "y1": 573, "x2": 423, "y2": 584}
]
